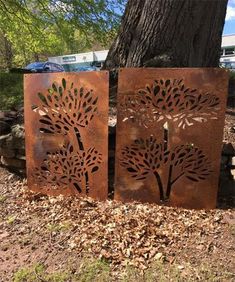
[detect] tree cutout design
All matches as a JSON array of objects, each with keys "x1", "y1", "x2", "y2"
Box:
[
  {"x1": 33, "y1": 78, "x2": 102, "y2": 195},
  {"x1": 120, "y1": 136, "x2": 211, "y2": 201},
  {"x1": 34, "y1": 144, "x2": 102, "y2": 194},
  {"x1": 120, "y1": 79, "x2": 220, "y2": 129},
  {"x1": 35, "y1": 79, "x2": 98, "y2": 136}
]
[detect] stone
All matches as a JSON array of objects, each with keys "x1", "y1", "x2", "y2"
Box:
[
  {"x1": 0, "y1": 111, "x2": 5, "y2": 120},
  {"x1": 220, "y1": 155, "x2": 228, "y2": 168},
  {"x1": 231, "y1": 169, "x2": 235, "y2": 180},
  {"x1": 219, "y1": 177, "x2": 235, "y2": 196},
  {"x1": 1, "y1": 156, "x2": 26, "y2": 169},
  {"x1": 5, "y1": 111, "x2": 17, "y2": 117},
  {"x1": 15, "y1": 154, "x2": 26, "y2": 160},
  {"x1": 11, "y1": 124, "x2": 25, "y2": 139},
  {"x1": 0, "y1": 134, "x2": 12, "y2": 148},
  {"x1": 0, "y1": 121, "x2": 11, "y2": 135},
  {"x1": 222, "y1": 143, "x2": 235, "y2": 156},
  {"x1": 10, "y1": 125, "x2": 25, "y2": 150},
  {"x1": 0, "y1": 147, "x2": 15, "y2": 158}
]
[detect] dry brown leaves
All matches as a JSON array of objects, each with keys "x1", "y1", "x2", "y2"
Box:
[{"x1": 0, "y1": 168, "x2": 234, "y2": 272}]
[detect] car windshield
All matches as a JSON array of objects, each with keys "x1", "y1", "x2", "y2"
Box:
[{"x1": 25, "y1": 62, "x2": 45, "y2": 69}]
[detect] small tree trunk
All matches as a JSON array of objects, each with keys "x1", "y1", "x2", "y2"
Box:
[
  {"x1": 104, "y1": 0, "x2": 228, "y2": 69},
  {"x1": 3, "y1": 34, "x2": 13, "y2": 70},
  {"x1": 154, "y1": 171, "x2": 164, "y2": 201},
  {"x1": 69, "y1": 127, "x2": 90, "y2": 194}
]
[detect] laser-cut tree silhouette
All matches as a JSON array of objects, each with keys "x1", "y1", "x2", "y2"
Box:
[
  {"x1": 33, "y1": 78, "x2": 101, "y2": 194},
  {"x1": 120, "y1": 136, "x2": 211, "y2": 201},
  {"x1": 120, "y1": 79, "x2": 220, "y2": 129},
  {"x1": 34, "y1": 144, "x2": 102, "y2": 194}
]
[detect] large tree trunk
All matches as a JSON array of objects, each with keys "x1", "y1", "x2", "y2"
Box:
[{"x1": 104, "y1": 0, "x2": 228, "y2": 69}]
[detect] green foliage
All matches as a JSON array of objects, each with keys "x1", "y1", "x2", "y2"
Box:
[
  {"x1": 78, "y1": 258, "x2": 111, "y2": 282},
  {"x1": 13, "y1": 263, "x2": 70, "y2": 282},
  {"x1": 0, "y1": 0, "x2": 126, "y2": 70},
  {"x1": 12, "y1": 259, "x2": 235, "y2": 282},
  {"x1": 0, "y1": 195, "x2": 7, "y2": 203},
  {"x1": 229, "y1": 70, "x2": 235, "y2": 80},
  {"x1": 13, "y1": 263, "x2": 44, "y2": 282},
  {"x1": 0, "y1": 73, "x2": 23, "y2": 109}
]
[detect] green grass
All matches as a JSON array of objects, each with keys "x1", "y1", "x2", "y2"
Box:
[
  {"x1": 0, "y1": 195, "x2": 7, "y2": 203},
  {"x1": 0, "y1": 72, "x2": 23, "y2": 110},
  {"x1": 7, "y1": 215, "x2": 16, "y2": 224},
  {"x1": 13, "y1": 259, "x2": 235, "y2": 282},
  {"x1": 46, "y1": 221, "x2": 72, "y2": 233},
  {"x1": 78, "y1": 258, "x2": 111, "y2": 282},
  {"x1": 13, "y1": 263, "x2": 70, "y2": 282}
]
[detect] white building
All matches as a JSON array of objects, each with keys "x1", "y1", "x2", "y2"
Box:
[
  {"x1": 48, "y1": 50, "x2": 108, "y2": 71},
  {"x1": 49, "y1": 34, "x2": 235, "y2": 71},
  {"x1": 220, "y1": 34, "x2": 235, "y2": 70}
]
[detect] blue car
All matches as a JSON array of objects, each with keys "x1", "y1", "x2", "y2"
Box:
[
  {"x1": 25, "y1": 61, "x2": 64, "y2": 73},
  {"x1": 73, "y1": 66, "x2": 98, "y2": 72}
]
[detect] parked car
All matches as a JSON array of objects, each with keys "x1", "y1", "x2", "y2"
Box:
[
  {"x1": 24, "y1": 61, "x2": 64, "y2": 73},
  {"x1": 73, "y1": 66, "x2": 98, "y2": 72},
  {"x1": 220, "y1": 61, "x2": 235, "y2": 72}
]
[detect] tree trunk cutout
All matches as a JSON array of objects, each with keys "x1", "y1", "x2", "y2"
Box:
[
  {"x1": 120, "y1": 136, "x2": 211, "y2": 201},
  {"x1": 119, "y1": 78, "x2": 219, "y2": 201},
  {"x1": 33, "y1": 78, "x2": 102, "y2": 195}
]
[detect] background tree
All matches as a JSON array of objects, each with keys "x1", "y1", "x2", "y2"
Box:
[
  {"x1": 0, "y1": 0, "x2": 126, "y2": 70},
  {"x1": 104, "y1": 0, "x2": 228, "y2": 69}
]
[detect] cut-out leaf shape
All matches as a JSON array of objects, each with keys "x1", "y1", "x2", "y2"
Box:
[
  {"x1": 36, "y1": 79, "x2": 98, "y2": 135},
  {"x1": 121, "y1": 137, "x2": 212, "y2": 200},
  {"x1": 34, "y1": 143, "x2": 102, "y2": 194},
  {"x1": 120, "y1": 79, "x2": 220, "y2": 129}
]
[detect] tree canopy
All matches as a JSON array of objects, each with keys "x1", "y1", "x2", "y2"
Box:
[{"x1": 0, "y1": 0, "x2": 126, "y2": 69}]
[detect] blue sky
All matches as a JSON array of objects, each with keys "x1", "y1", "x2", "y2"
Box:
[{"x1": 224, "y1": 0, "x2": 235, "y2": 34}]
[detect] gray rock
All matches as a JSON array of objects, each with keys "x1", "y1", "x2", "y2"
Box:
[
  {"x1": 1, "y1": 156, "x2": 26, "y2": 169},
  {"x1": 222, "y1": 143, "x2": 235, "y2": 156},
  {"x1": 0, "y1": 121, "x2": 11, "y2": 135},
  {"x1": 0, "y1": 147, "x2": 15, "y2": 158},
  {"x1": 0, "y1": 134, "x2": 12, "y2": 148},
  {"x1": 11, "y1": 124, "x2": 25, "y2": 139}
]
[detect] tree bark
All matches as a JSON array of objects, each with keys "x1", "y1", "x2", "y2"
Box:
[
  {"x1": 0, "y1": 32, "x2": 13, "y2": 70},
  {"x1": 104, "y1": 0, "x2": 228, "y2": 69}
]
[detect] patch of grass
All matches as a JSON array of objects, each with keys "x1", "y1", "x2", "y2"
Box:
[
  {"x1": 13, "y1": 263, "x2": 45, "y2": 282},
  {"x1": 193, "y1": 263, "x2": 235, "y2": 281},
  {"x1": 121, "y1": 264, "x2": 143, "y2": 282},
  {"x1": 7, "y1": 215, "x2": 16, "y2": 224},
  {"x1": 78, "y1": 258, "x2": 111, "y2": 282},
  {"x1": 120, "y1": 260, "x2": 235, "y2": 282},
  {"x1": 46, "y1": 221, "x2": 72, "y2": 233},
  {"x1": 13, "y1": 263, "x2": 70, "y2": 282},
  {"x1": 144, "y1": 260, "x2": 181, "y2": 282},
  {"x1": 45, "y1": 271, "x2": 70, "y2": 282},
  {"x1": 0, "y1": 195, "x2": 7, "y2": 203}
]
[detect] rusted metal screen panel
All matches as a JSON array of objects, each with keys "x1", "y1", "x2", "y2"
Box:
[
  {"x1": 115, "y1": 68, "x2": 228, "y2": 209},
  {"x1": 24, "y1": 72, "x2": 109, "y2": 200}
]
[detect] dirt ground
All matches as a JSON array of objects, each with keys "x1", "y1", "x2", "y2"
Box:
[
  {"x1": 0, "y1": 109, "x2": 235, "y2": 281},
  {"x1": 0, "y1": 168, "x2": 235, "y2": 282},
  {"x1": 224, "y1": 107, "x2": 235, "y2": 146}
]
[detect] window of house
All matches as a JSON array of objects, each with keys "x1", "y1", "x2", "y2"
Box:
[{"x1": 224, "y1": 48, "x2": 235, "y2": 55}]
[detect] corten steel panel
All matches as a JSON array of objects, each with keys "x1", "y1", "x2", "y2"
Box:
[
  {"x1": 115, "y1": 68, "x2": 228, "y2": 209},
  {"x1": 24, "y1": 72, "x2": 109, "y2": 200}
]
